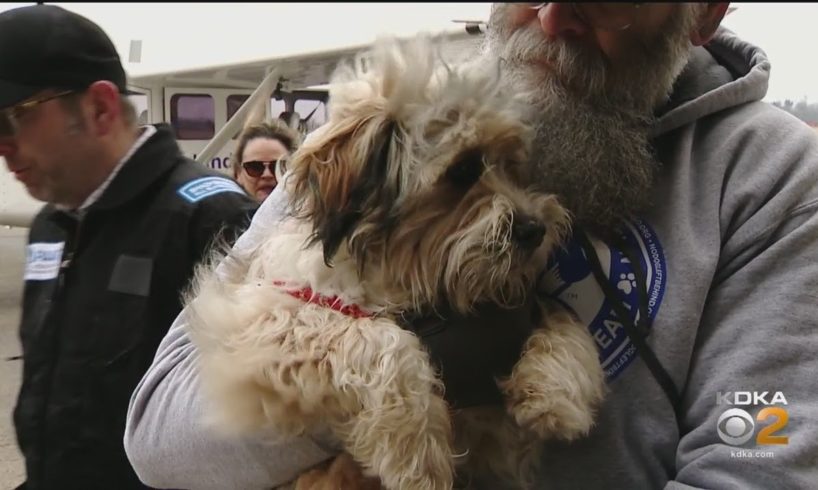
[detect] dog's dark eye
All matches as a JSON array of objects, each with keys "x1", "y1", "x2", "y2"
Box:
[{"x1": 445, "y1": 149, "x2": 484, "y2": 188}]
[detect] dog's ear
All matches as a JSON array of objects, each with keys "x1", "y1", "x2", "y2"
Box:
[
  {"x1": 290, "y1": 115, "x2": 400, "y2": 266},
  {"x1": 322, "y1": 119, "x2": 399, "y2": 266}
]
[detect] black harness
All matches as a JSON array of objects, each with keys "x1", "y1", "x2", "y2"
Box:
[
  {"x1": 402, "y1": 225, "x2": 681, "y2": 416},
  {"x1": 574, "y1": 228, "x2": 681, "y2": 411}
]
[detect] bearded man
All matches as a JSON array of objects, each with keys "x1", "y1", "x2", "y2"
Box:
[{"x1": 123, "y1": 3, "x2": 818, "y2": 489}]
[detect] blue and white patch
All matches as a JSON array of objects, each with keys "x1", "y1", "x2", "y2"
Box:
[
  {"x1": 177, "y1": 177, "x2": 245, "y2": 203},
  {"x1": 541, "y1": 219, "x2": 667, "y2": 381},
  {"x1": 24, "y1": 242, "x2": 65, "y2": 281}
]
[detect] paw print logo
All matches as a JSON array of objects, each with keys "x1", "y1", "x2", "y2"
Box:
[{"x1": 618, "y1": 273, "x2": 637, "y2": 294}]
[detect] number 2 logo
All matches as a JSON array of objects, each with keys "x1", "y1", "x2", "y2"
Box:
[
  {"x1": 717, "y1": 407, "x2": 789, "y2": 446},
  {"x1": 756, "y1": 407, "x2": 789, "y2": 445}
]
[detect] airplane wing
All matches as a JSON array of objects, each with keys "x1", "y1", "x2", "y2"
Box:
[{"x1": 131, "y1": 28, "x2": 481, "y2": 91}]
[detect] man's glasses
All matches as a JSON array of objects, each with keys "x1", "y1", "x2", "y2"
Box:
[
  {"x1": 242, "y1": 158, "x2": 288, "y2": 179},
  {"x1": 525, "y1": 3, "x2": 644, "y2": 31},
  {"x1": 0, "y1": 90, "x2": 76, "y2": 137}
]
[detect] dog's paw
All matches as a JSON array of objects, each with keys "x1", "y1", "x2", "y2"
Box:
[
  {"x1": 352, "y1": 415, "x2": 455, "y2": 490},
  {"x1": 295, "y1": 453, "x2": 383, "y2": 490},
  {"x1": 507, "y1": 389, "x2": 598, "y2": 441},
  {"x1": 501, "y1": 317, "x2": 606, "y2": 441}
]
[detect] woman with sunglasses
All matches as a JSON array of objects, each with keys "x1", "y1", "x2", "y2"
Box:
[{"x1": 232, "y1": 120, "x2": 300, "y2": 202}]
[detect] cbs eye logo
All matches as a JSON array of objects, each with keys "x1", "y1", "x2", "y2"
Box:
[{"x1": 716, "y1": 407, "x2": 789, "y2": 446}]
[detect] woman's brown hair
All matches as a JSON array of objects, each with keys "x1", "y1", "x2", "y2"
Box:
[{"x1": 232, "y1": 119, "x2": 301, "y2": 178}]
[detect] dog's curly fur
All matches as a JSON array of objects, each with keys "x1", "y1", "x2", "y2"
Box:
[{"x1": 185, "y1": 35, "x2": 605, "y2": 490}]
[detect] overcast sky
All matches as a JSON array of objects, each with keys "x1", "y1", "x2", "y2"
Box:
[{"x1": 1, "y1": 3, "x2": 814, "y2": 103}]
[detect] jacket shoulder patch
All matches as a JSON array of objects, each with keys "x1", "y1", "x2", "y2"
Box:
[{"x1": 177, "y1": 176, "x2": 245, "y2": 203}]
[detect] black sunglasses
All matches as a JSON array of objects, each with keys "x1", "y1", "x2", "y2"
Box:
[
  {"x1": 525, "y1": 3, "x2": 644, "y2": 31},
  {"x1": 0, "y1": 89, "x2": 77, "y2": 137},
  {"x1": 241, "y1": 158, "x2": 288, "y2": 178}
]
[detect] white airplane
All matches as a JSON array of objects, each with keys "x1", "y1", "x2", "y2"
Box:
[{"x1": 0, "y1": 14, "x2": 486, "y2": 228}]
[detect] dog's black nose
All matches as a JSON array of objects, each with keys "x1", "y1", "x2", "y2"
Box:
[{"x1": 512, "y1": 216, "x2": 546, "y2": 249}]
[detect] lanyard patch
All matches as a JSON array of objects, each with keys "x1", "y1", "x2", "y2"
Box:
[
  {"x1": 540, "y1": 218, "x2": 667, "y2": 382},
  {"x1": 24, "y1": 242, "x2": 65, "y2": 281}
]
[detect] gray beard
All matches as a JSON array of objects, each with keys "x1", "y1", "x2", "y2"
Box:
[
  {"x1": 484, "y1": 4, "x2": 698, "y2": 236},
  {"x1": 526, "y1": 96, "x2": 657, "y2": 237}
]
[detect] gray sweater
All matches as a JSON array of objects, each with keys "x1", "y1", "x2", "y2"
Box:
[{"x1": 124, "y1": 28, "x2": 818, "y2": 489}]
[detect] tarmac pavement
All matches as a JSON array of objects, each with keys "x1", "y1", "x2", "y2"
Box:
[{"x1": 0, "y1": 226, "x2": 27, "y2": 489}]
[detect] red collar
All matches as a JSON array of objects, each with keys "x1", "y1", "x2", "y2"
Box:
[{"x1": 273, "y1": 280, "x2": 373, "y2": 319}]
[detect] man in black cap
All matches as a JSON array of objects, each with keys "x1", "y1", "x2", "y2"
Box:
[{"x1": 0, "y1": 4, "x2": 259, "y2": 489}]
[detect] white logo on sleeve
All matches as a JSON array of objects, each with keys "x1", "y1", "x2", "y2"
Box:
[{"x1": 24, "y1": 242, "x2": 65, "y2": 281}]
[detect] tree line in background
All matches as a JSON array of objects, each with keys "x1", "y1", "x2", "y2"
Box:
[{"x1": 772, "y1": 98, "x2": 818, "y2": 126}]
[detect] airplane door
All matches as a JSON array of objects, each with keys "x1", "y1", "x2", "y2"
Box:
[{"x1": 126, "y1": 86, "x2": 151, "y2": 125}]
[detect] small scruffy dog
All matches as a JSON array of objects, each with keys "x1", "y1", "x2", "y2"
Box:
[{"x1": 186, "y1": 35, "x2": 605, "y2": 490}]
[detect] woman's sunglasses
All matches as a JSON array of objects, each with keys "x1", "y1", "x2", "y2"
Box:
[{"x1": 241, "y1": 158, "x2": 288, "y2": 179}]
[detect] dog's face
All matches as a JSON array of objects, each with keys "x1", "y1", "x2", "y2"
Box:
[{"x1": 288, "y1": 36, "x2": 570, "y2": 313}]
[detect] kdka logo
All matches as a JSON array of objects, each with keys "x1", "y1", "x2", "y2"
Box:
[{"x1": 716, "y1": 391, "x2": 789, "y2": 450}]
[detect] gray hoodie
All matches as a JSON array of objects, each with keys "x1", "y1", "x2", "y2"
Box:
[{"x1": 124, "y1": 28, "x2": 818, "y2": 490}]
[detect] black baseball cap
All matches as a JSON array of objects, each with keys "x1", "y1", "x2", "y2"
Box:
[{"x1": 0, "y1": 4, "x2": 130, "y2": 109}]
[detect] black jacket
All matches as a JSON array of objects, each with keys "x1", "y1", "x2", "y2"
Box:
[{"x1": 13, "y1": 124, "x2": 259, "y2": 489}]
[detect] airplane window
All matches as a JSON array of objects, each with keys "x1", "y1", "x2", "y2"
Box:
[
  {"x1": 170, "y1": 94, "x2": 215, "y2": 140},
  {"x1": 270, "y1": 98, "x2": 286, "y2": 119},
  {"x1": 294, "y1": 99, "x2": 327, "y2": 130},
  {"x1": 227, "y1": 96, "x2": 290, "y2": 121},
  {"x1": 226, "y1": 94, "x2": 249, "y2": 121}
]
